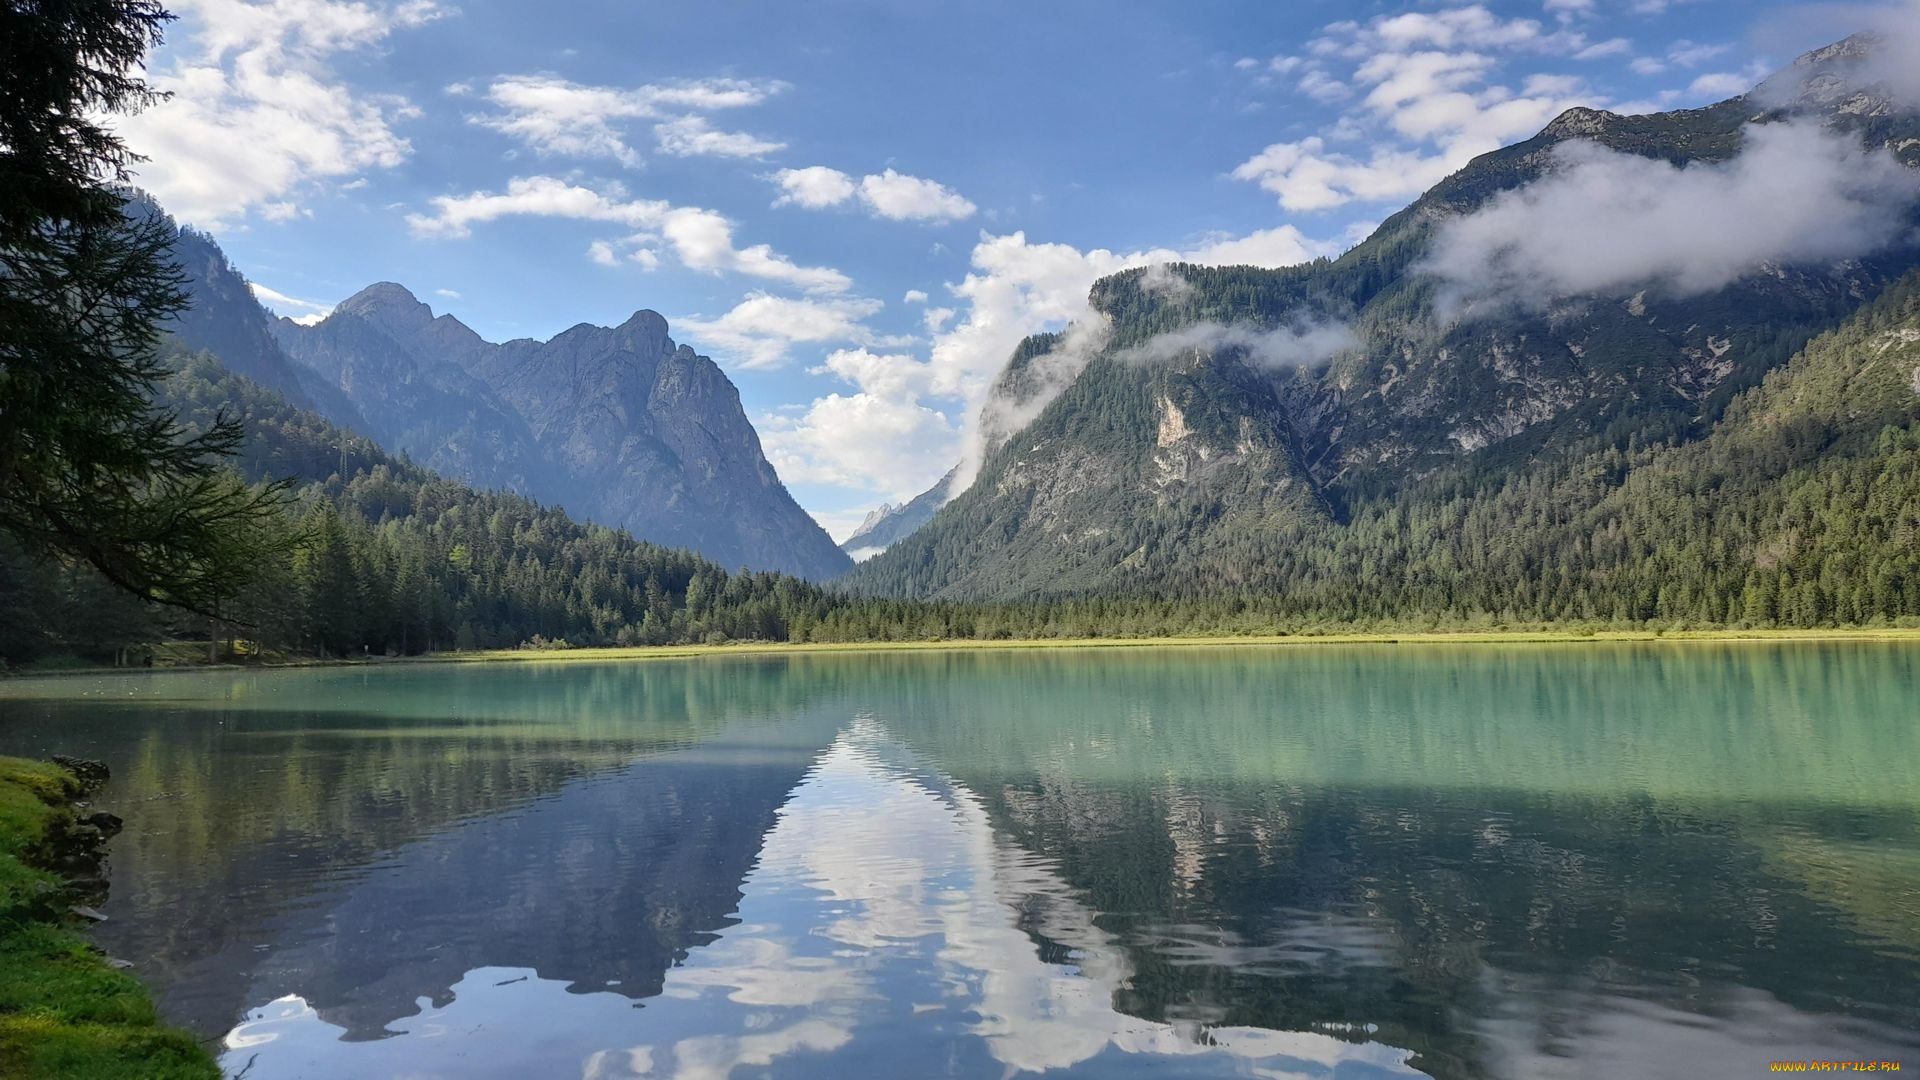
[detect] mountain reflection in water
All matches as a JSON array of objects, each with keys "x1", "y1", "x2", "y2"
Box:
[
  {"x1": 222, "y1": 720, "x2": 1428, "y2": 1079},
  {"x1": 0, "y1": 645, "x2": 1914, "y2": 1080}
]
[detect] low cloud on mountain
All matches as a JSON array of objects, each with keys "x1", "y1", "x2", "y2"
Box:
[
  {"x1": 1423, "y1": 119, "x2": 1920, "y2": 314},
  {"x1": 1115, "y1": 320, "x2": 1358, "y2": 370}
]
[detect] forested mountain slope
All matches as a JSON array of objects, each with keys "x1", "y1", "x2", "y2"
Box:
[
  {"x1": 844, "y1": 37, "x2": 1920, "y2": 617},
  {"x1": 273, "y1": 283, "x2": 850, "y2": 580},
  {"x1": 0, "y1": 350, "x2": 850, "y2": 662},
  {"x1": 142, "y1": 199, "x2": 849, "y2": 580}
]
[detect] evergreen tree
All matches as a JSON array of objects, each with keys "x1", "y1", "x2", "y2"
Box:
[{"x1": 0, "y1": 0, "x2": 286, "y2": 614}]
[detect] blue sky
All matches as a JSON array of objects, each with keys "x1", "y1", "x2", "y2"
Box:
[{"x1": 121, "y1": 0, "x2": 1887, "y2": 538}]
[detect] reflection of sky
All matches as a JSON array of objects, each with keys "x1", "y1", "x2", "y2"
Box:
[
  {"x1": 1468, "y1": 970, "x2": 1918, "y2": 1080},
  {"x1": 220, "y1": 719, "x2": 1429, "y2": 1079}
]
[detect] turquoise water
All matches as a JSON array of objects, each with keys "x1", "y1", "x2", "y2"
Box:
[{"x1": 1, "y1": 643, "x2": 1915, "y2": 1079}]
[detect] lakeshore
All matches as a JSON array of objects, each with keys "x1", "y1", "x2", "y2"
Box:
[
  {"x1": 0, "y1": 758, "x2": 216, "y2": 1079},
  {"x1": 7, "y1": 625, "x2": 1920, "y2": 680},
  {"x1": 2, "y1": 642, "x2": 1915, "y2": 1077}
]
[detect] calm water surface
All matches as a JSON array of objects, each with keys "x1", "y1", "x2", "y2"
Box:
[{"x1": 0, "y1": 643, "x2": 1916, "y2": 1079}]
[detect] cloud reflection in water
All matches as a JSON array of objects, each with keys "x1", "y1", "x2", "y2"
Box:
[{"x1": 222, "y1": 718, "x2": 1427, "y2": 1079}]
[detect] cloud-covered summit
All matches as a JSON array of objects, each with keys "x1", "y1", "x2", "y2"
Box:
[{"x1": 1425, "y1": 119, "x2": 1920, "y2": 313}]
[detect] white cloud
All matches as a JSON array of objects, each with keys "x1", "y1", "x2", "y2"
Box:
[
  {"x1": 903, "y1": 289, "x2": 929, "y2": 304},
  {"x1": 1687, "y1": 70, "x2": 1752, "y2": 97},
  {"x1": 762, "y1": 222, "x2": 1339, "y2": 502},
  {"x1": 761, "y1": 349, "x2": 961, "y2": 498},
  {"x1": 1626, "y1": 39, "x2": 1737, "y2": 79},
  {"x1": 406, "y1": 176, "x2": 666, "y2": 238},
  {"x1": 678, "y1": 294, "x2": 888, "y2": 368},
  {"x1": 249, "y1": 281, "x2": 333, "y2": 320},
  {"x1": 1233, "y1": 138, "x2": 1466, "y2": 212},
  {"x1": 659, "y1": 207, "x2": 850, "y2": 293},
  {"x1": 1319, "y1": 5, "x2": 1590, "y2": 57},
  {"x1": 1667, "y1": 40, "x2": 1731, "y2": 67},
  {"x1": 1854, "y1": 1, "x2": 1920, "y2": 107},
  {"x1": 1229, "y1": 4, "x2": 1776, "y2": 214},
  {"x1": 652, "y1": 116, "x2": 785, "y2": 158},
  {"x1": 407, "y1": 176, "x2": 847, "y2": 292},
  {"x1": 473, "y1": 75, "x2": 649, "y2": 165},
  {"x1": 1114, "y1": 319, "x2": 1358, "y2": 369},
  {"x1": 1296, "y1": 69, "x2": 1352, "y2": 103},
  {"x1": 116, "y1": 0, "x2": 446, "y2": 228},
  {"x1": 1423, "y1": 119, "x2": 1920, "y2": 313},
  {"x1": 1572, "y1": 37, "x2": 1632, "y2": 60},
  {"x1": 762, "y1": 392, "x2": 956, "y2": 500},
  {"x1": 772, "y1": 166, "x2": 858, "y2": 208},
  {"x1": 1233, "y1": 10, "x2": 1608, "y2": 214},
  {"x1": 1138, "y1": 262, "x2": 1194, "y2": 299},
  {"x1": 772, "y1": 167, "x2": 977, "y2": 222},
  {"x1": 859, "y1": 170, "x2": 978, "y2": 222},
  {"x1": 470, "y1": 74, "x2": 785, "y2": 166}
]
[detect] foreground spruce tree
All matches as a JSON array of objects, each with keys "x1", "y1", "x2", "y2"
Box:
[{"x1": 0, "y1": 0, "x2": 283, "y2": 615}]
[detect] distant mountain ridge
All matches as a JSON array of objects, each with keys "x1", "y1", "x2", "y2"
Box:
[
  {"x1": 842, "y1": 36, "x2": 1920, "y2": 607},
  {"x1": 840, "y1": 467, "x2": 955, "y2": 558},
  {"x1": 274, "y1": 283, "x2": 851, "y2": 580},
  {"x1": 146, "y1": 208, "x2": 849, "y2": 580}
]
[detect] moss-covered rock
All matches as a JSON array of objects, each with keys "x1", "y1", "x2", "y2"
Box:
[{"x1": 0, "y1": 757, "x2": 218, "y2": 1080}]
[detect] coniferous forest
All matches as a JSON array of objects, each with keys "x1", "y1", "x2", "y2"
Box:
[
  {"x1": 5, "y1": 267, "x2": 1918, "y2": 668},
  {"x1": 4, "y1": 7, "x2": 1919, "y2": 668}
]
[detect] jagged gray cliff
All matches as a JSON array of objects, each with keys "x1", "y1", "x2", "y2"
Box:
[
  {"x1": 271, "y1": 284, "x2": 851, "y2": 580},
  {"x1": 842, "y1": 36, "x2": 1920, "y2": 600},
  {"x1": 145, "y1": 208, "x2": 849, "y2": 579}
]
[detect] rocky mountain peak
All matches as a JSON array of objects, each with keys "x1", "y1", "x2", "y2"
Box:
[
  {"x1": 1755, "y1": 31, "x2": 1912, "y2": 119},
  {"x1": 617, "y1": 309, "x2": 670, "y2": 337},
  {"x1": 263, "y1": 277, "x2": 850, "y2": 579},
  {"x1": 1541, "y1": 106, "x2": 1623, "y2": 140},
  {"x1": 336, "y1": 282, "x2": 436, "y2": 335}
]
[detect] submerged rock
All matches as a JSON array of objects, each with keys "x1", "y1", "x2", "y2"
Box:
[
  {"x1": 82, "y1": 810, "x2": 123, "y2": 838},
  {"x1": 51, "y1": 755, "x2": 110, "y2": 791}
]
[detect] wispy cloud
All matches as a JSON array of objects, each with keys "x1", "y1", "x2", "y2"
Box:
[
  {"x1": 772, "y1": 167, "x2": 978, "y2": 222},
  {"x1": 1422, "y1": 119, "x2": 1920, "y2": 314},
  {"x1": 469, "y1": 74, "x2": 786, "y2": 166},
  {"x1": 677, "y1": 294, "x2": 894, "y2": 369},
  {"x1": 406, "y1": 176, "x2": 849, "y2": 293},
  {"x1": 117, "y1": 0, "x2": 449, "y2": 228}
]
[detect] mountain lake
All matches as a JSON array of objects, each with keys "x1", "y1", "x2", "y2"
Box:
[{"x1": 1, "y1": 642, "x2": 1915, "y2": 1079}]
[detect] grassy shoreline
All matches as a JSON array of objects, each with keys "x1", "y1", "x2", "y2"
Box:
[
  {"x1": 423, "y1": 626, "x2": 1920, "y2": 665},
  {"x1": 0, "y1": 758, "x2": 217, "y2": 1079},
  {"x1": 6, "y1": 626, "x2": 1919, "y2": 679}
]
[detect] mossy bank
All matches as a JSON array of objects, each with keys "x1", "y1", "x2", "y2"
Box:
[{"x1": 0, "y1": 757, "x2": 217, "y2": 1079}]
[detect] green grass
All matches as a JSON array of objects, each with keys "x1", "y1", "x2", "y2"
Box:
[
  {"x1": 0, "y1": 757, "x2": 218, "y2": 1080},
  {"x1": 11, "y1": 627, "x2": 1919, "y2": 681},
  {"x1": 424, "y1": 626, "x2": 1920, "y2": 666}
]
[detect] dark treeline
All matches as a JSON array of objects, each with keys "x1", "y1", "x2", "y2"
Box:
[
  {"x1": 7, "y1": 271, "x2": 1920, "y2": 670},
  {"x1": 0, "y1": 349, "x2": 842, "y2": 662},
  {"x1": 843, "y1": 272, "x2": 1920, "y2": 629}
]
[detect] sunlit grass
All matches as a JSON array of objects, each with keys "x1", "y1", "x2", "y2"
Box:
[
  {"x1": 425, "y1": 627, "x2": 1920, "y2": 666},
  {"x1": 0, "y1": 757, "x2": 218, "y2": 1080}
]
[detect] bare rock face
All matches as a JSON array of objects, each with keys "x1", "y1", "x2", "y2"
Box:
[
  {"x1": 273, "y1": 286, "x2": 850, "y2": 580},
  {"x1": 151, "y1": 204, "x2": 849, "y2": 579},
  {"x1": 842, "y1": 34, "x2": 1920, "y2": 601}
]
